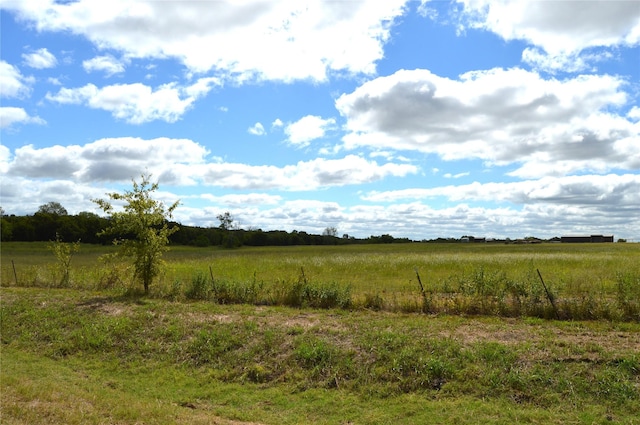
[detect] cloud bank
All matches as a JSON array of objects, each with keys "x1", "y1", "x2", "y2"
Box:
[
  {"x1": 5, "y1": 0, "x2": 408, "y2": 82},
  {"x1": 337, "y1": 67, "x2": 638, "y2": 178}
]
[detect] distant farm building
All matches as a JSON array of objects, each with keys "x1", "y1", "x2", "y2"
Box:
[
  {"x1": 561, "y1": 235, "x2": 614, "y2": 243},
  {"x1": 461, "y1": 236, "x2": 486, "y2": 243}
]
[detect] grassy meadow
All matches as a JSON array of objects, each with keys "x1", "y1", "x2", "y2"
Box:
[
  {"x1": 1, "y1": 242, "x2": 639, "y2": 424},
  {"x1": 2, "y1": 241, "x2": 639, "y2": 320}
]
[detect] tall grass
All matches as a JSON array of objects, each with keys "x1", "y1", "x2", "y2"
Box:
[
  {"x1": 184, "y1": 267, "x2": 351, "y2": 309},
  {"x1": 2, "y1": 242, "x2": 639, "y2": 320}
]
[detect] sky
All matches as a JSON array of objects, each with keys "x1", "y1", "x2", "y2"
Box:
[{"x1": 1, "y1": 0, "x2": 639, "y2": 241}]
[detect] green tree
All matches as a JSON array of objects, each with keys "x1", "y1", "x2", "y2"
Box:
[
  {"x1": 0, "y1": 207, "x2": 12, "y2": 241},
  {"x1": 217, "y1": 211, "x2": 238, "y2": 248},
  {"x1": 37, "y1": 201, "x2": 68, "y2": 215},
  {"x1": 93, "y1": 174, "x2": 179, "y2": 294},
  {"x1": 217, "y1": 211, "x2": 234, "y2": 230},
  {"x1": 0, "y1": 218, "x2": 12, "y2": 241},
  {"x1": 322, "y1": 226, "x2": 338, "y2": 245},
  {"x1": 33, "y1": 202, "x2": 68, "y2": 241}
]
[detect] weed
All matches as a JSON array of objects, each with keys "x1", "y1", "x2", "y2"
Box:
[
  {"x1": 390, "y1": 347, "x2": 454, "y2": 391},
  {"x1": 616, "y1": 355, "x2": 639, "y2": 376},
  {"x1": 293, "y1": 334, "x2": 355, "y2": 388},
  {"x1": 244, "y1": 363, "x2": 272, "y2": 383},
  {"x1": 187, "y1": 326, "x2": 244, "y2": 367},
  {"x1": 168, "y1": 278, "x2": 184, "y2": 301},
  {"x1": 361, "y1": 292, "x2": 385, "y2": 311},
  {"x1": 302, "y1": 281, "x2": 352, "y2": 309},
  {"x1": 294, "y1": 335, "x2": 335, "y2": 369},
  {"x1": 222, "y1": 278, "x2": 263, "y2": 305},
  {"x1": 475, "y1": 342, "x2": 518, "y2": 368},
  {"x1": 185, "y1": 272, "x2": 210, "y2": 300}
]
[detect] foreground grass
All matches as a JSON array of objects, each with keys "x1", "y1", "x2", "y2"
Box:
[{"x1": 2, "y1": 287, "x2": 639, "y2": 424}]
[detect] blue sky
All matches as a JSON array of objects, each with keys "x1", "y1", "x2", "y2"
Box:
[{"x1": 1, "y1": 0, "x2": 639, "y2": 240}]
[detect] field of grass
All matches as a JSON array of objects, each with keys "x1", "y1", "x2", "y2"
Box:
[
  {"x1": 2, "y1": 242, "x2": 639, "y2": 320},
  {"x1": 2, "y1": 242, "x2": 639, "y2": 423}
]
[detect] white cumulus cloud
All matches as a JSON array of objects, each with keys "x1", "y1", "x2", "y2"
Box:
[
  {"x1": 45, "y1": 78, "x2": 221, "y2": 124},
  {"x1": 82, "y1": 54, "x2": 126, "y2": 76},
  {"x1": 248, "y1": 122, "x2": 266, "y2": 136},
  {"x1": 457, "y1": 0, "x2": 640, "y2": 53},
  {"x1": 2, "y1": 138, "x2": 417, "y2": 191},
  {"x1": 0, "y1": 107, "x2": 45, "y2": 129},
  {"x1": 200, "y1": 155, "x2": 417, "y2": 191},
  {"x1": 285, "y1": 115, "x2": 337, "y2": 147},
  {"x1": 200, "y1": 193, "x2": 282, "y2": 207},
  {"x1": 0, "y1": 61, "x2": 34, "y2": 98},
  {"x1": 3, "y1": 0, "x2": 409, "y2": 82},
  {"x1": 454, "y1": 0, "x2": 640, "y2": 71},
  {"x1": 3, "y1": 137, "x2": 209, "y2": 184},
  {"x1": 22, "y1": 47, "x2": 58, "y2": 69},
  {"x1": 363, "y1": 174, "x2": 640, "y2": 207},
  {"x1": 336, "y1": 67, "x2": 637, "y2": 178}
]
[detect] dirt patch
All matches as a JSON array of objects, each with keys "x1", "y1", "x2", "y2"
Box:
[
  {"x1": 172, "y1": 402, "x2": 266, "y2": 425},
  {"x1": 443, "y1": 319, "x2": 640, "y2": 363},
  {"x1": 181, "y1": 311, "x2": 238, "y2": 325},
  {"x1": 548, "y1": 328, "x2": 640, "y2": 354},
  {"x1": 76, "y1": 297, "x2": 133, "y2": 316},
  {"x1": 281, "y1": 313, "x2": 323, "y2": 330}
]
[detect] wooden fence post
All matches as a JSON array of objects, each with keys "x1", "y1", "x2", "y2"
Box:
[
  {"x1": 12, "y1": 260, "x2": 18, "y2": 285},
  {"x1": 537, "y1": 268, "x2": 560, "y2": 320}
]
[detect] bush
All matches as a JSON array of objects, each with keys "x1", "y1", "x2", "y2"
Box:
[{"x1": 185, "y1": 272, "x2": 210, "y2": 300}]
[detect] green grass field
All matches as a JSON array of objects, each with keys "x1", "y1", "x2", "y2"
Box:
[
  {"x1": 1, "y1": 242, "x2": 639, "y2": 424},
  {"x1": 2, "y1": 242, "x2": 639, "y2": 319}
]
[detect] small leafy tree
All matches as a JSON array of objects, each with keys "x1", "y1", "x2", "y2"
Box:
[
  {"x1": 217, "y1": 211, "x2": 234, "y2": 230},
  {"x1": 93, "y1": 174, "x2": 179, "y2": 294},
  {"x1": 48, "y1": 233, "x2": 80, "y2": 286},
  {"x1": 217, "y1": 211, "x2": 238, "y2": 248}
]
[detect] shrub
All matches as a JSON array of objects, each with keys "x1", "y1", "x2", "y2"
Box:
[{"x1": 185, "y1": 272, "x2": 210, "y2": 300}]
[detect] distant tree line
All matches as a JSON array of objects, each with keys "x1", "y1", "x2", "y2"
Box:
[
  {"x1": 0, "y1": 203, "x2": 413, "y2": 247},
  {"x1": 1, "y1": 203, "x2": 110, "y2": 244},
  {"x1": 6, "y1": 203, "x2": 605, "y2": 246}
]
